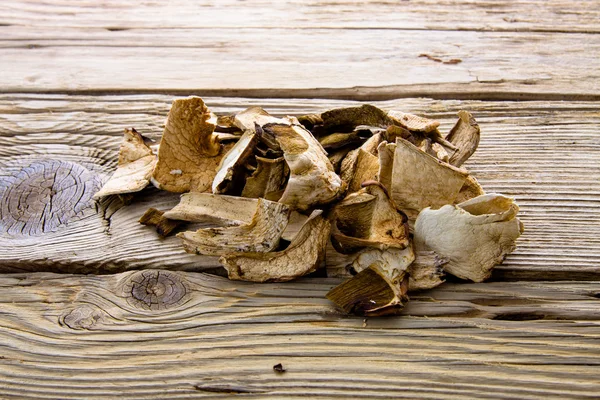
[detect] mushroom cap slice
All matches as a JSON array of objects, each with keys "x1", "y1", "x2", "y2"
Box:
[
  {"x1": 93, "y1": 128, "x2": 157, "y2": 199},
  {"x1": 339, "y1": 132, "x2": 383, "y2": 187},
  {"x1": 331, "y1": 181, "x2": 410, "y2": 254},
  {"x1": 178, "y1": 198, "x2": 290, "y2": 256},
  {"x1": 446, "y1": 110, "x2": 480, "y2": 167},
  {"x1": 383, "y1": 138, "x2": 468, "y2": 221},
  {"x1": 241, "y1": 156, "x2": 288, "y2": 200},
  {"x1": 212, "y1": 130, "x2": 258, "y2": 194},
  {"x1": 152, "y1": 96, "x2": 228, "y2": 193},
  {"x1": 320, "y1": 104, "x2": 392, "y2": 132},
  {"x1": 347, "y1": 148, "x2": 379, "y2": 193},
  {"x1": 219, "y1": 210, "x2": 330, "y2": 282},
  {"x1": 164, "y1": 193, "x2": 259, "y2": 226},
  {"x1": 407, "y1": 251, "x2": 447, "y2": 291},
  {"x1": 263, "y1": 123, "x2": 343, "y2": 211},
  {"x1": 414, "y1": 193, "x2": 524, "y2": 282},
  {"x1": 233, "y1": 106, "x2": 286, "y2": 131},
  {"x1": 388, "y1": 110, "x2": 440, "y2": 133}
]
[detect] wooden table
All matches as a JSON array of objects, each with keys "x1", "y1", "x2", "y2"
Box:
[{"x1": 1, "y1": 1, "x2": 599, "y2": 398}]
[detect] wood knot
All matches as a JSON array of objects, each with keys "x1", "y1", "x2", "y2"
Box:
[
  {"x1": 121, "y1": 270, "x2": 188, "y2": 311},
  {"x1": 0, "y1": 159, "x2": 101, "y2": 236},
  {"x1": 60, "y1": 305, "x2": 106, "y2": 330}
]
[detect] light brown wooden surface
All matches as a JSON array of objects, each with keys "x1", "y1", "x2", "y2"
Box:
[
  {"x1": 0, "y1": 270, "x2": 599, "y2": 399},
  {"x1": 1, "y1": 1, "x2": 599, "y2": 398}
]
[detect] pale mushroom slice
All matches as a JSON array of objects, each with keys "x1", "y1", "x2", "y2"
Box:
[
  {"x1": 163, "y1": 193, "x2": 258, "y2": 226},
  {"x1": 219, "y1": 210, "x2": 330, "y2": 282},
  {"x1": 93, "y1": 128, "x2": 157, "y2": 199},
  {"x1": 178, "y1": 199, "x2": 290, "y2": 256},
  {"x1": 212, "y1": 130, "x2": 258, "y2": 194},
  {"x1": 233, "y1": 106, "x2": 287, "y2": 131},
  {"x1": 387, "y1": 110, "x2": 440, "y2": 133},
  {"x1": 446, "y1": 110, "x2": 480, "y2": 167},
  {"x1": 347, "y1": 149, "x2": 379, "y2": 193},
  {"x1": 262, "y1": 123, "x2": 343, "y2": 211},
  {"x1": 326, "y1": 247, "x2": 411, "y2": 316},
  {"x1": 414, "y1": 193, "x2": 524, "y2": 282},
  {"x1": 331, "y1": 181, "x2": 410, "y2": 254},
  {"x1": 382, "y1": 138, "x2": 469, "y2": 221},
  {"x1": 407, "y1": 251, "x2": 447, "y2": 291},
  {"x1": 152, "y1": 96, "x2": 230, "y2": 193},
  {"x1": 340, "y1": 132, "x2": 383, "y2": 187},
  {"x1": 241, "y1": 156, "x2": 288, "y2": 200}
]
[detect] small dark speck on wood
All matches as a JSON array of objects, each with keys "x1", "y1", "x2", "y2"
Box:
[{"x1": 273, "y1": 363, "x2": 286, "y2": 373}]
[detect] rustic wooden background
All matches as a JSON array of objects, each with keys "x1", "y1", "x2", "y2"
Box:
[{"x1": 0, "y1": 1, "x2": 599, "y2": 398}]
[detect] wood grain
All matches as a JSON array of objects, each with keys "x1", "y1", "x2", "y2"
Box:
[
  {"x1": 0, "y1": 94, "x2": 598, "y2": 281},
  {"x1": 0, "y1": 1, "x2": 599, "y2": 99},
  {"x1": 0, "y1": 270, "x2": 598, "y2": 399}
]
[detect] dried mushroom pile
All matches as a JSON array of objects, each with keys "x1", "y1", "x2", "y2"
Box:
[{"x1": 94, "y1": 97, "x2": 524, "y2": 316}]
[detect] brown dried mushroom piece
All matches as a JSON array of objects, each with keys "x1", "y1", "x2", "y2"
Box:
[
  {"x1": 378, "y1": 138, "x2": 469, "y2": 222},
  {"x1": 241, "y1": 156, "x2": 288, "y2": 200},
  {"x1": 339, "y1": 132, "x2": 383, "y2": 187},
  {"x1": 387, "y1": 110, "x2": 440, "y2": 133},
  {"x1": 319, "y1": 104, "x2": 392, "y2": 132},
  {"x1": 152, "y1": 96, "x2": 229, "y2": 193},
  {"x1": 164, "y1": 193, "x2": 258, "y2": 226},
  {"x1": 331, "y1": 181, "x2": 410, "y2": 254},
  {"x1": 233, "y1": 106, "x2": 287, "y2": 132},
  {"x1": 407, "y1": 251, "x2": 447, "y2": 291},
  {"x1": 415, "y1": 193, "x2": 524, "y2": 282},
  {"x1": 139, "y1": 207, "x2": 183, "y2": 238},
  {"x1": 212, "y1": 130, "x2": 258, "y2": 194},
  {"x1": 93, "y1": 128, "x2": 156, "y2": 199},
  {"x1": 262, "y1": 123, "x2": 343, "y2": 211},
  {"x1": 347, "y1": 149, "x2": 379, "y2": 193},
  {"x1": 326, "y1": 263, "x2": 410, "y2": 317},
  {"x1": 178, "y1": 198, "x2": 290, "y2": 256},
  {"x1": 219, "y1": 210, "x2": 330, "y2": 282},
  {"x1": 446, "y1": 110, "x2": 480, "y2": 167}
]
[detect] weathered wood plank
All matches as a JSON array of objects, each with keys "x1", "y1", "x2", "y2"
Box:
[
  {"x1": 2, "y1": 0, "x2": 599, "y2": 33},
  {"x1": 0, "y1": 271, "x2": 598, "y2": 399},
  {"x1": 1, "y1": 26, "x2": 598, "y2": 99},
  {"x1": 0, "y1": 94, "x2": 598, "y2": 281}
]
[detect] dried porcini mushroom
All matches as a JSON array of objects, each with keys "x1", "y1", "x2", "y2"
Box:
[
  {"x1": 262, "y1": 123, "x2": 343, "y2": 211},
  {"x1": 219, "y1": 210, "x2": 330, "y2": 282},
  {"x1": 407, "y1": 251, "x2": 447, "y2": 291},
  {"x1": 331, "y1": 181, "x2": 409, "y2": 254},
  {"x1": 139, "y1": 208, "x2": 183, "y2": 238},
  {"x1": 178, "y1": 199, "x2": 290, "y2": 256},
  {"x1": 446, "y1": 110, "x2": 480, "y2": 167},
  {"x1": 347, "y1": 149, "x2": 379, "y2": 193},
  {"x1": 164, "y1": 193, "x2": 258, "y2": 226},
  {"x1": 152, "y1": 97, "x2": 227, "y2": 193},
  {"x1": 241, "y1": 156, "x2": 288, "y2": 200},
  {"x1": 320, "y1": 104, "x2": 392, "y2": 132},
  {"x1": 326, "y1": 266, "x2": 409, "y2": 317},
  {"x1": 388, "y1": 110, "x2": 440, "y2": 133},
  {"x1": 339, "y1": 132, "x2": 383, "y2": 187},
  {"x1": 415, "y1": 193, "x2": 524, "y2": 282},
  {"x1": 379, "y1": 138, "x2": 469, "y2": 221},
  {"x1": 93, "y1": 128, "x2": 156, "y2": 199},
  {"x1": 212, "y1": 130, "x2": 258, "y2": 194}
]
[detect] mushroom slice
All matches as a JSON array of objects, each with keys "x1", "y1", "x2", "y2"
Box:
[
  {"x1": 93, "y1": 128, "x2": 156, "y2": 199},
  {"x1": 178, "y1": 199, "x2": 290, "y2": 256},
  {"x1": 297, "y1": 113, "x2": 323, "y2": 131},
  {"x1": 347, "y1": 149, "x2": 379, "y2": 193},
  {"x1": 414, "y1": 193, "x2": 524, "y2": 282},
  {"x1": 151, "y1": 97, "x2": 229, "y2": 193},
  {"x1": 139, "y1": 208, "x2": 183, "y2": 238},
  {"x1": 385, "y1": 138, "x2": 468, "y2": 221},
  {"x1": 446, "y1": 110, "x2": 480, "y2": 167},
  {"x1": 407, "y1": 251, "x2": 447, "y2": 291},
  {"x1": 262, "y1": 123, "x2": 343, "y2": 210},
  {"x1": 456, "y1": 175, "x2": 485, "y2": 203},
  {"x1": 212, "y1": 130, "x2": 258, "y2": 194},
  {"x1": 219, "y1": 210, "x2": 330, "y2": 282},
  {"x1": 233, "y1": 106, "x2": 286, "y2": 131},
  {"x1": 320, "y1": 104, "x2": 392, "y2": 132},
  {"x1": 163, "y1": 193, "x2": 258, "y2": 226},
  {"x1": 326, "y1": 250, "x2": 410, "y2": 317},
  {"x1": 331, "y1": 181, "x2": 410, "y2": 254},
  {"x1": 241, "y1": 156, "x2": 288, "y2": 200},
  {"x1": 340, "y1": 132, "x2": 383, "y2": 186},
  {"x1": 388, "y1": 110, "x2": 440, "y2": 133}
]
